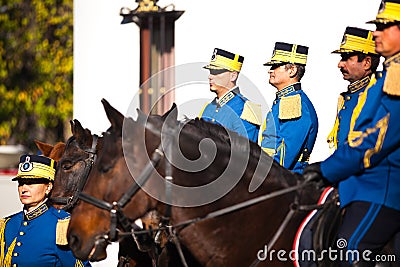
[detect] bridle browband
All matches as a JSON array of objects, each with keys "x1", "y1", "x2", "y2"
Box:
[{"x1": 50, "y1": 135, "x2": 98, "y2": 211}]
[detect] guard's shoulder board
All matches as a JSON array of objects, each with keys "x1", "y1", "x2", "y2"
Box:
[
  {"x1": 383, "y1": 61, "x2": 400, "y2": 96},
  {"x1": 241, "y1": 101, "x2": 262, "y2": 126},
  {"x1": 56, "y1": 218, "x2": 70, "y2": 245},
  {"x1": 279, "y1": 94, "x2": 302, "y2": 120}
]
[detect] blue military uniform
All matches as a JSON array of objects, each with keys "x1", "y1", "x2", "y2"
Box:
[
  {"x1": 1, "y1": 201, "x2": 90, "y2": 267},
  {"x1": 321, "y1": 53, "x2": 400, "y2": 210},
  {"x1": 259, "y1": 82, "x2": 318, "y2": 173},
  {"x1": 327, "y1": 26, "x2": 379, "y2": 151},
  {"x1": 319, "y1": 51, "x2": 400, "y2": 264},
  {"x1": 327, "y1": 76, "x2": 374, "y2": 150},
  {"x1": 259, "y1": 42, "x2": 318, "y2": 173},
  {"x1": 200, "y1": 86, "x2": 261, "y2": 143}
]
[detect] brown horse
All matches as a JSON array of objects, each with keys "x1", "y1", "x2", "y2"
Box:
[
  {"x1": 67, "y1": 99, "x2": 323, "y2": 267},
  {"x1": 46, "y1": 118, "x2": 199, "y2": 267}
]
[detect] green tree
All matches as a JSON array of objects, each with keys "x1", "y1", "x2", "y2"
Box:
[{"x1": 0, "y1": 0, "x2": 72, "y2": 151}]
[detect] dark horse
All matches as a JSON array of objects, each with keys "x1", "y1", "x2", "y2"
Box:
[{"x1": 67, "y1": 99, "x2": 324, "y2": 267}]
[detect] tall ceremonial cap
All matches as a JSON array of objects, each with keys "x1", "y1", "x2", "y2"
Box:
[
  {"x1": 203, "y1": 48, "x2": 244, "y2": 72},
  {"x1": 332, "y1": 27, "x2": 377, "y2": 55},
  {"x1": 12, "y1": 154, "x2": 56, "y2": 181},
  {"x1": 264, "y1": 42, "x2": 309, "y2": 66},
  {"x1": 367, "y1": 0, "x2": 400, "y2": 24}
]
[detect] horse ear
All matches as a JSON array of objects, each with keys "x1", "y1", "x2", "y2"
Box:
[
  {"x1": 34, "y1": 140, "x2": 54, "y2": 157},
  {"x1": 102, "y1": 98, "x2": 124, "y2": 134},
  {"x1": 161, "y1": 103, "x2": 177, "y2": 120},
  {"x1": 163, "y1": 103, "x2": 178, "y2": 128},
  {"x1": 72, "y1": 119, "x2": 93, "y2": 149},
  {"x1": 48, "y1": 142, "x2": 66, "y2": 162},
  {"x1": 136, "y1": 108, "x2": 147, "y2": 124}
]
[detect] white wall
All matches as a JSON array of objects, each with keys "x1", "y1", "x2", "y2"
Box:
[{"x1": 73, "y1": 1, "x2": 380, "y2": 265}]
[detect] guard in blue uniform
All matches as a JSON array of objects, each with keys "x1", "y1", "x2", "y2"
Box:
[
  {"x1": 304, "y1": 1, "x2": 400, "y2": 265},
  {"x1": 199, "y1": 48, "x2": 262, "y2": 143},
  {"x1": 259, "y1": 42, "x2": 318, "y2": 173},
  {"x1": 327, "y1": 27, "x2": 381, "y2": 151},
  {"x1": 297, "y1": 27, "x2": 381, "y2": 267},
  {"x1": 0, "y1": 154, "x2": 91, "y2": 267}
]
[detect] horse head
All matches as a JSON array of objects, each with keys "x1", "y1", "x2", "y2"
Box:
[
  {"x1": 67, "y1": 98, "x2": 180, "y2": 261},
  {"x1": 50, "y1": 119, "x2": 101, "y2": 210}
]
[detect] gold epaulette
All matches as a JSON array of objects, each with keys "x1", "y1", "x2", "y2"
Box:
[
  {"x1": 383, "y1": 62, "x2": 400, "y2": 96},
  {"x1": 241, "y1": 101, "x2": 262, "y2": 126},
  {"x1": 56, "y1": 218, "x2": 70, "y2": 245},
  {"x1": 279, "y1": 94, "x2": 302, "y2": 120}
]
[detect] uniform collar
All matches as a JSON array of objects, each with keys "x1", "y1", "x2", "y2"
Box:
[
  {"x1": 347, "y1": 75, "x2": 371, "y2": 93},
  {"x1": 276, "y1": 83, "x2": 301, "y2": 99},
  {"x1": 383, "y1": 51, "x2": 400, "y2": 69},
  {"x1": 217, "y1": 86, "x2": 239, "y2": 107},
  {"x1": 24, "y1": 200, "x2": 49, "y2": 220}
]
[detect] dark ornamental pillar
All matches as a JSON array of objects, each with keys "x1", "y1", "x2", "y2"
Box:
[{"x1": 121, "y1": 0, "x2": 184, "y2": 115}]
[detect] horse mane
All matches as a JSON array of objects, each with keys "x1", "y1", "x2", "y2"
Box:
[{"x1": 183, "y1": 118, "x2": 263, "y2": 160}]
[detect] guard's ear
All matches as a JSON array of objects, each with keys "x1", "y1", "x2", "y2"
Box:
[
  {"x1": 229, "y1": 71, "x2": 238, "y2": 83},
  {"x1": 289, "y1": 65, "x2": 298, "y2": 79}
]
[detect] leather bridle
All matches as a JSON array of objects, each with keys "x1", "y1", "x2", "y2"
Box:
[{"x1": 50, "y1": 135, "x2": 98, "y2": 211}]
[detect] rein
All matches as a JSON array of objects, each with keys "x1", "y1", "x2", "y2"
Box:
[
  {"x1": 121, "y1": 178, "x2": 315, "y2": 236},
  {"x1": 50, "y1": 135, "x2": 98, "y2": 210}
]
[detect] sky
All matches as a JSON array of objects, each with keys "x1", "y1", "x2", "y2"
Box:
[{"x1": 72, "y1": 1, "x2": 382, "y2": 265}]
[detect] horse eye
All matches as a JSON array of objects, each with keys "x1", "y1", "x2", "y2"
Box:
[{"x1": 61, "y1": 161, "x2": 73, "y2": 170}]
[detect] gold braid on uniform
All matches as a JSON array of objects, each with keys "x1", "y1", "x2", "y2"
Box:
[
  {"x1": 75, "y1": 260, "x2": 85, "y2": 267},
  {"x1": 0, "y1": 218, "x2": 16, "y2": 267},
  {"x1": 0, "y1": 218, "x2": 6, "y2": 265},
  {"x1": 348, "y1": 75, "x2": 377, "y2": 146},
  {"x1": 327, "y1": 95, "x2": 345, "y2": 151}
]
